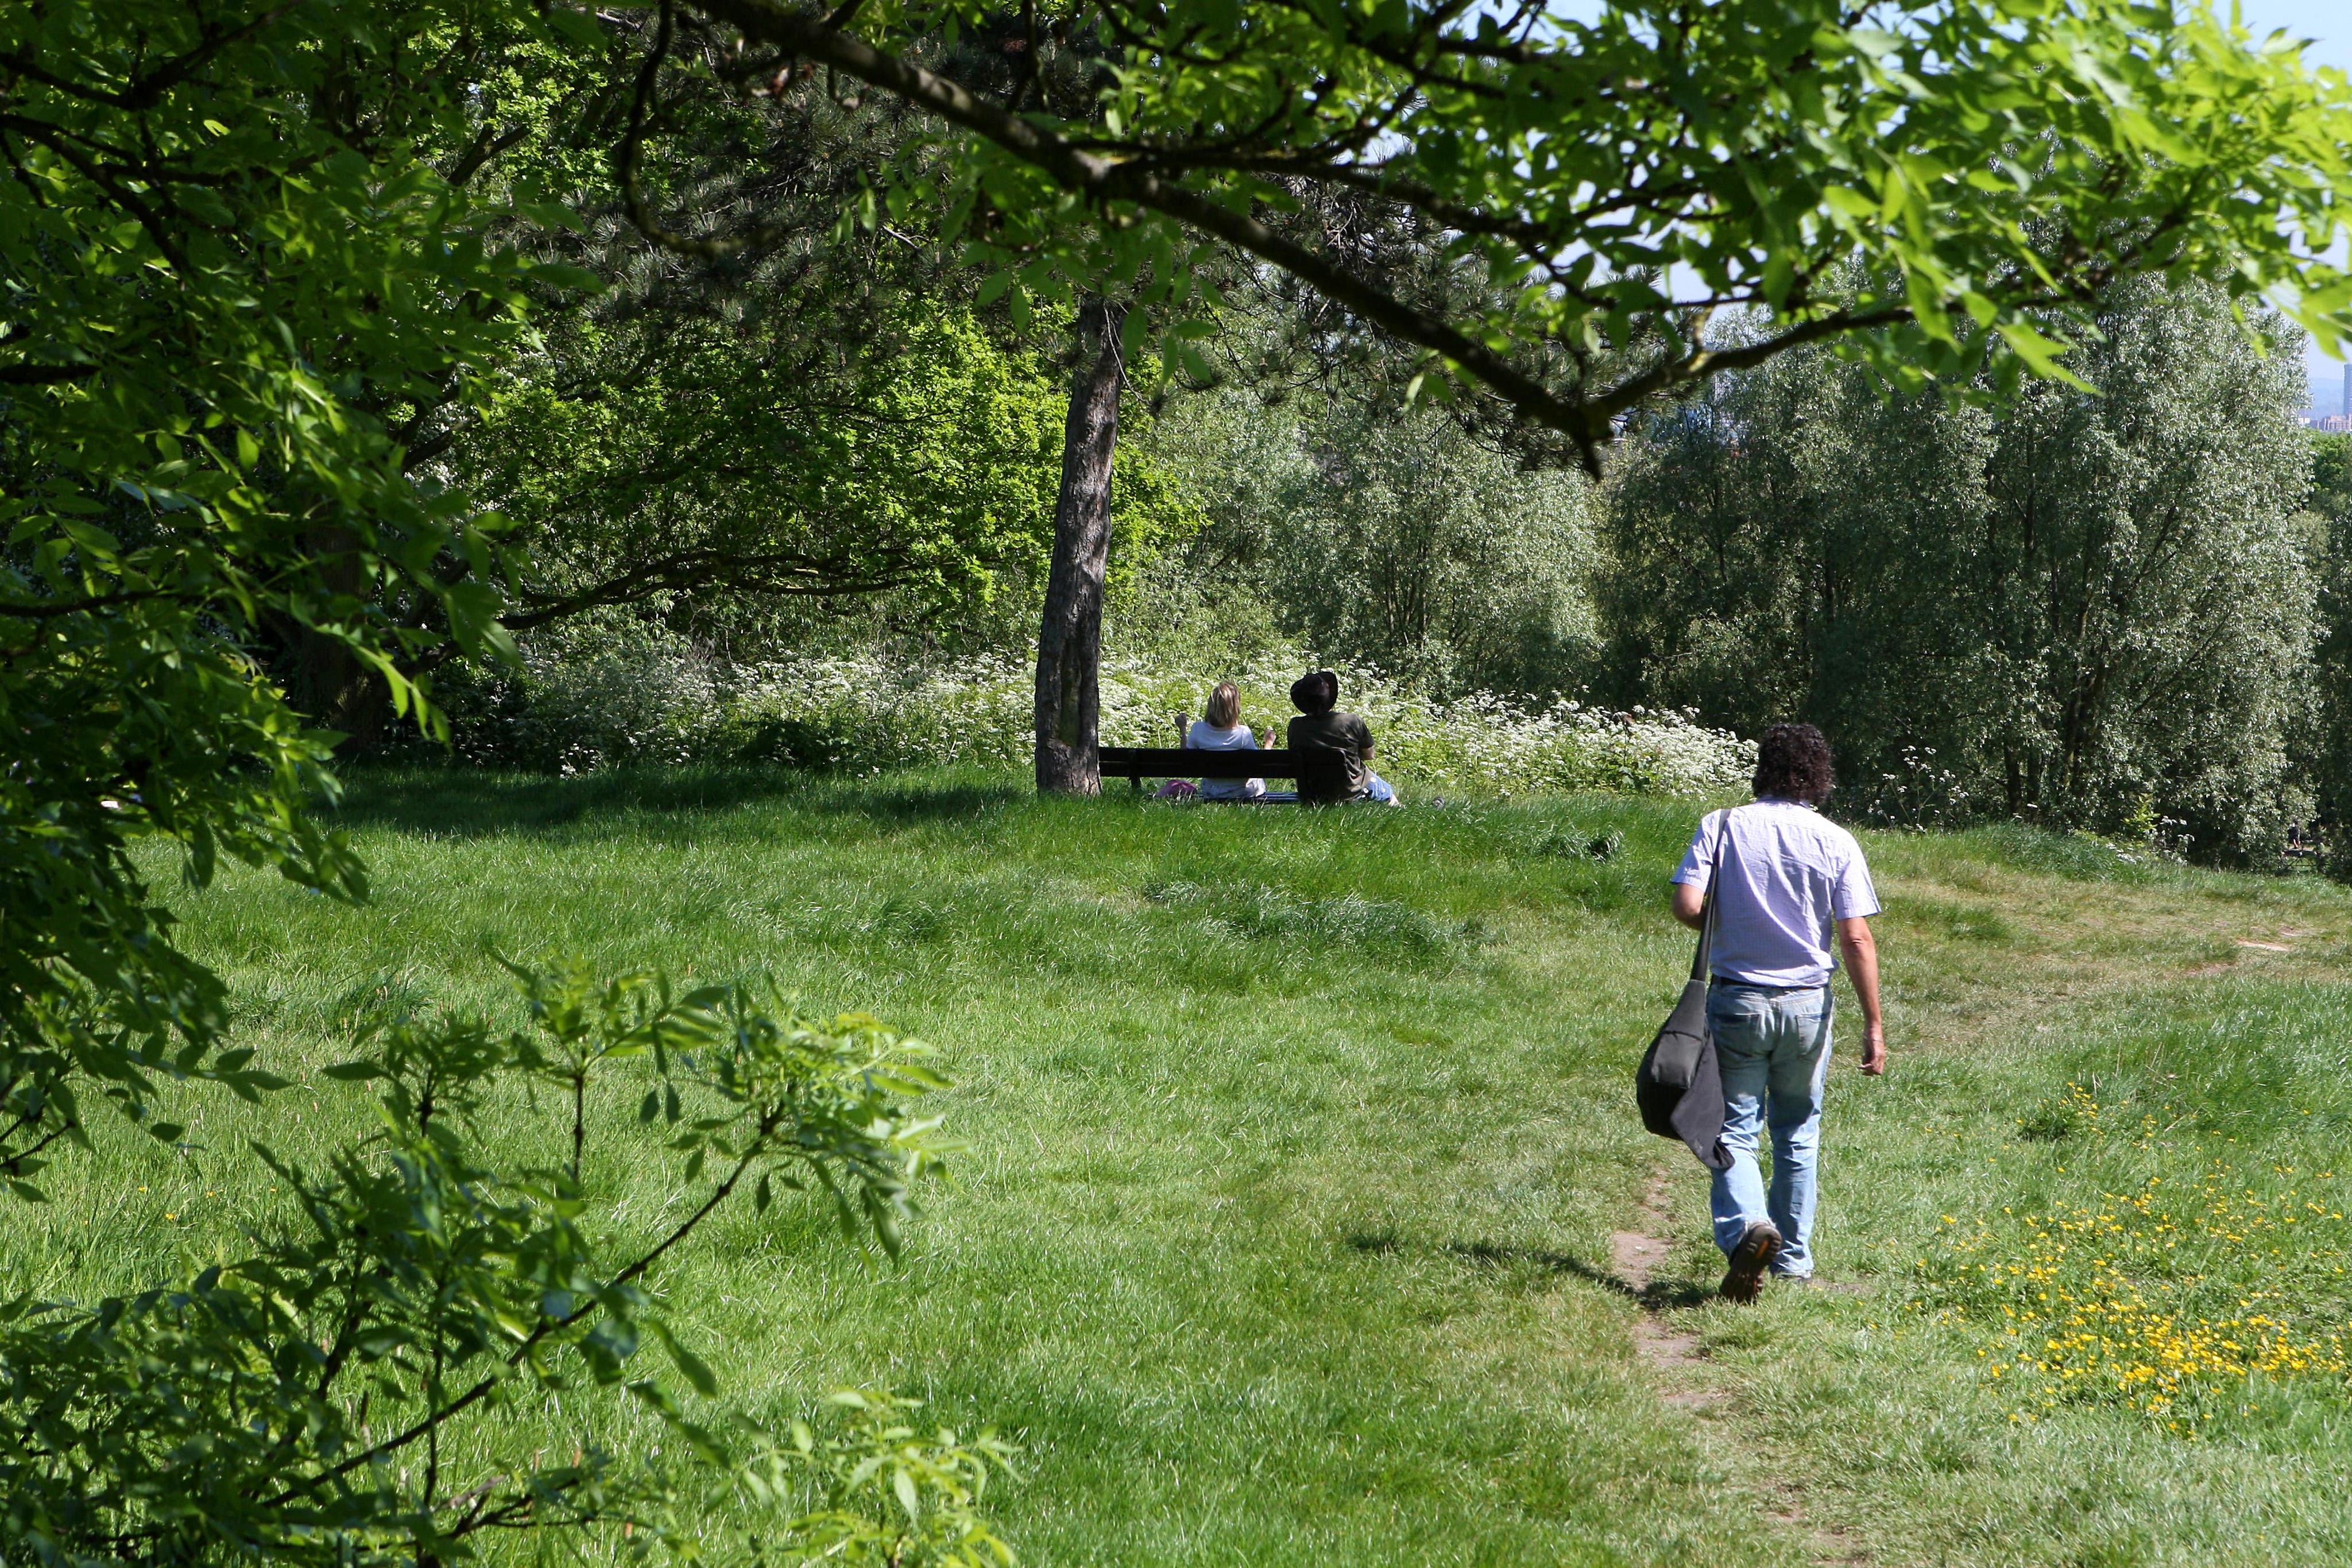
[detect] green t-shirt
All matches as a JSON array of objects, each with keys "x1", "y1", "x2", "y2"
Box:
[{"x1": 1287, "y1": 709, "x2": 1375, "y2": 802}]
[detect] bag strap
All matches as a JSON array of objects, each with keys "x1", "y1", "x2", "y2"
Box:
[{"x1": 1689, "y1": 808, "x2": 1732, "y2": 983}]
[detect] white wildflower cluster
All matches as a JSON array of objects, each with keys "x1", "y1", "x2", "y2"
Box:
[
  {"x1": 722, "y1": 654, "x2": 1039, "y2": 773},
  {"x1": 1852, "y1": 742, "x2": 1977, "y2": 831},
  {"x1": 450, "y1": 638, "x2": 1752, "y2": 798},
  {"x1": 1093, "y1": 657, "x2": 1753, "y2": 797},
  {"x1": 501, "y1": 638, "x2": 731, "y2": 773}
]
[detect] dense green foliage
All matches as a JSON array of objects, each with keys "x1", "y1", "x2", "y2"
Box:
[
  {"x1": 1600, "y1": 282, "x2": 2318, "y2": 861},
  {"x1": 2301, "y1": 433, "x2": 2352, "y2": 869},
  {"x1": 465, "y1": 308, "x2": 1070, "y2": 619},
  {"x1": 454, "y1": 307, "x2": 1197, "y2": 673},
  {"x1": 681, "y1": 0, "x2": 2352, "y2": 465},
  {"x1": 0, "y1": 0, "x2": 570, "y2": 1190},
  {"x1": 439, "y1": 30, "x2": 1196, "y2": 656},
  {"x1": 1138, "y1": 389, "x2": 1596, "y2": 696}
]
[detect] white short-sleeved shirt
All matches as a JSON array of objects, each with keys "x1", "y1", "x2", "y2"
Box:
[
  {"x1": 1671, "y1": 798, "x2": 1879, "y2": 988},
  {"x1": 1187, "y1": 720, "x2": 1264, "y2": 800}
]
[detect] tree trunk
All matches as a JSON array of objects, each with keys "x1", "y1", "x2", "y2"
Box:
[
  {"x1": 1034, "y1": 299, "x2": 1126, "y2": 795},
  {"x1": 276, "y1": 524, "x2": 392, "y2": 752}
]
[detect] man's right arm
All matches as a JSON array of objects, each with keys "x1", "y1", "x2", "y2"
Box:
[{"x1": 1836, "y1": 916, "x2": 1886, "y2": 1074}]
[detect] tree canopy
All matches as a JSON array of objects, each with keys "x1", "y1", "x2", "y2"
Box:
[
  {"x1": 1148, "y1": 384, "x2": 1597, "y2": 695},
  {"x1": 656, "y1": 0, "x2": 2352, "y2": 467},
  {"x1": 463, "y1": 306, "x2": 1076, "y2": 625},
  {"x1": 443, "y1": 21, "x2": 1092, "y2": 640}
]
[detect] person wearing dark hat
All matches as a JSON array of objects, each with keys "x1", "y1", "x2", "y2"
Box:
[{"x1": 1286, "y1": 669, "x2": 1396, "y2": 806}]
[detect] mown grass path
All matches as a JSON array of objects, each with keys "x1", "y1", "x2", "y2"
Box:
[{"x1": 30, "y1": 768, "x2": 2352, "y2": 1566}]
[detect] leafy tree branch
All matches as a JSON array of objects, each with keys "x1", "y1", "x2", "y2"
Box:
[{"x1": 656, "y1": 0, "x2": 2352, "y2": 472}]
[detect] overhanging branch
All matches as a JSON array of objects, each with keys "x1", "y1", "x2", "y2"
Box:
[{"x1": 691, "y1": 0, "x2": 1615, "y2": 470}]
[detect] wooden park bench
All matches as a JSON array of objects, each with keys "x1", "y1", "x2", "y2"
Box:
[{"x1": 1097, "y1": 746, "x2": 1348, "y2": 798}]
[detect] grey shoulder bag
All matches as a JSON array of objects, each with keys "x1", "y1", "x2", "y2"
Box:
[{"x1": 1634, "y1": 815, "x2": 1734, "y2": 1170}]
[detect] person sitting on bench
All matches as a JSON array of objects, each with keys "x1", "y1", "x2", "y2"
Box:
[
  {"x1": 1187, "y1": 682, "x2": 1265, "y2": 800},
  {"x1": 1287, "y1": 670, "x2": 1398, "y2": 805}
]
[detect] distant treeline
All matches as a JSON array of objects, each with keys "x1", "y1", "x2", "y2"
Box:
[
  {"x1": 1113, "y1": 281, "x2": 2348, "y2": 866},
  {"x1": 1602, "y1": 279, "x2": 2334, "y2": 866}
]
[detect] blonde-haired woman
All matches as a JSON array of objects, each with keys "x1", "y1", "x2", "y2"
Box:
[{"x1": 1188, "y1": 682, "x2": 1265, "y2": 800}]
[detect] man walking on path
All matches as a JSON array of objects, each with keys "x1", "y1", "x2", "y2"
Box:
[{"x1": 1669, "y1": 723, "x2": 1885, "y2": 1302}]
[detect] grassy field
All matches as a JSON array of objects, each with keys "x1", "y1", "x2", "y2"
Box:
[{"x1": 21, "y1": 766, "x2": 2352, "y2": 1566}]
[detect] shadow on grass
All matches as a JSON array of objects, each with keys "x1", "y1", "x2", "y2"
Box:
[
  {"x1": 1344, "y1": 1230, "x2": 1713, "y2": 1308},
  {"x1": 327, "y1": 766, "x2": 1026, "y2": 838},
  {"x1": 1447, "y1": 1238, "x2": 1716, "y2": 1308}
]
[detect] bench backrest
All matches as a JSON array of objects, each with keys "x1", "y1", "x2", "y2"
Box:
[{"x1": 1096, "y1": 748, "x2": 1355, "y2": 797}]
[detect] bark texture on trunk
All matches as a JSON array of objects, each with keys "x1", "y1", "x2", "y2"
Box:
[{"x1": 1034, "y1": 299, "x2": 1126, "y2": 795}]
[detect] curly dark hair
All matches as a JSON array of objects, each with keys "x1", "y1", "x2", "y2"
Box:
[{"x1": 1752, "y1": 722, "x2": 1835, "y2": 804}]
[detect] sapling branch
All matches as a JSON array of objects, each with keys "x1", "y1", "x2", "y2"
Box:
[
  {"x1": 0, "y1": 1114, "x2": 72, "y2": 1178},
  {"x1": 424, "y1": 1255, "x2": 451, "y2": 1511},
  {"x1": 268, "y1": 1103, "x2": 791, "y2": 1504}
]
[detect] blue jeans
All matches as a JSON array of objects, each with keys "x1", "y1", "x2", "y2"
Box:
[{"x1": 1707, "y1": 982, "x2": 1833, "y2": 1277}]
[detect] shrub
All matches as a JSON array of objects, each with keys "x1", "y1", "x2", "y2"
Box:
[{"x1": 436, "y1": 632, "x2": 1755, "y2": 799}]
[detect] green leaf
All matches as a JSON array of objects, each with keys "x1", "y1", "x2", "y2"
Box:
[
  {"x1": 893, "y1": 1464, "x2": 922, "y2": 1521},
  {"x1": 525, "y1": 261, "x2": 605, "y2": 293},
  {"x1": 59, "y1": 520, "x2": 121, "y2": 557},
  {"x1": 1995, "y1": 320, "x2": 2092, "y2": 390},
  {"x1": 517, "y1": 202, "x2": 587, "y2": 233},
  {"x1": 657, "y1": 1322, "x2": 719, "y2": 1396},
  {"x1": 443, "y1": 580, "x2": 518, "y2": 665}
]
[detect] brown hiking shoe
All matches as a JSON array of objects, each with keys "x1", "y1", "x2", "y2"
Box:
[{"x1": 1720, "y1": 1221, "x2": 1782, "y2": 1303}]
